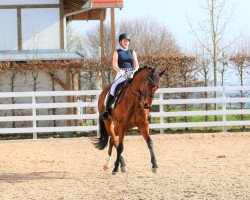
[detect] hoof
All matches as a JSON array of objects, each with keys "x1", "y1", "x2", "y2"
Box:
[
  {"x1": 121, "y1": 166, "x2": 126, "y2": 173},
  {"x1": 103, "y1": 165, "x2": 109, "y2": 171},
  {"x1": 152, "y1": 167, "x2": 158, "y2": 173},
  {"x1": 112, "y1": 171, "x2": 118, "y2": 175}
]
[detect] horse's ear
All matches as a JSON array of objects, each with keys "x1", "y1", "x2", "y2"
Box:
[{"x1": 159, "y1": 69, "x2": 166, "y2": 77}]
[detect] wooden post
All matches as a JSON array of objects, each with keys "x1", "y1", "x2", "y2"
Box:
[
  {"x1": 66, "y1": 67, "x2": 71, "y2": 126},
  {"x1": 59, "y1": 0, "x2": 64, "y2": 49},
  {"x1": 72, "y1": 68, "x2": 79, "y2": 116},
  {"x1": 159, "y1": 93, "x2": 164, "y2": 134},
  {"x1": 17, "y1": 8, "x2": 22, "y2": 50},
  {"x1": 32, "y1": 96, "x2": 37, "y2": 139},
  {"x1": 100, "y1": 9, "x2": 106, "y2": 89},
  {"x1": 110, "y1": 8, "x2": 116, "y2": 81},
  {"x1": 222, "y1": 87, "x2": 227, "y2": 132}
]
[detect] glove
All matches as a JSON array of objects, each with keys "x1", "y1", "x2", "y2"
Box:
[{"x1": 119, "y1": 69, "x2": 126, "y2": 76}]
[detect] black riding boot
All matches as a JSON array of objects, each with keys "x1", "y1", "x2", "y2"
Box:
[{"x1": 101, "y1": 94, "x2": 114, "y2": 120}]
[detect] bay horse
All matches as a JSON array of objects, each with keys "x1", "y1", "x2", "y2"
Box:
[{"x1": 94, "y1": 66, "x2": 165, "y2": 174}]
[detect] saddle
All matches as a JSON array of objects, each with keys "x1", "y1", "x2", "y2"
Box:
[{"x1": 108, "y1": 81, "x2": 130, "y2": 109}]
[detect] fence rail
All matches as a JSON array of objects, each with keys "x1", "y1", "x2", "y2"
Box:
[{"x1": 0, "y1": 86, "x2": 249, "y2": 138}]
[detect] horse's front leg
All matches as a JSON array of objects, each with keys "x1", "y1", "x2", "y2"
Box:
[
  {"x1": 147, "y1": 136, "x2": 158, "y2": 172},
  {"x1": 138, "y1": 125, "x2": 158, "y2": 173}
]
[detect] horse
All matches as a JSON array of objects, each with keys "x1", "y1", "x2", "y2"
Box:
[{"x1": 94, "y1": 66, "x2": 165, "y2": 174}]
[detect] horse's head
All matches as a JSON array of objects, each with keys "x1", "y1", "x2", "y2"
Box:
[{"x1": 132, "y1": 67, "x2": 165, "y2": 109}]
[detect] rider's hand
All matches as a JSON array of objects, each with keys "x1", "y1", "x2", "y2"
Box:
[{"x1": 119, "y1": 69, "x2": 126, "y2": 76}]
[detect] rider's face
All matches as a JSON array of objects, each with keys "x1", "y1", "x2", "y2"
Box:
[{"x1": 120, "y1": 39, "x2": 130, "y2": 49}]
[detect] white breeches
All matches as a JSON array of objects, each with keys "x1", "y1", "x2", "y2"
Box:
[{"x1": 110, "y1": 69, "x2": 134, "y2": 96}]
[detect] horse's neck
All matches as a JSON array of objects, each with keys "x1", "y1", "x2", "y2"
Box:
[{"x1": 131, "y1": 71, "x2": 148, "y2": 90}]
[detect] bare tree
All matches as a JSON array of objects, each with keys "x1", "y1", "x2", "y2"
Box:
[
  {"x1": 9, "y1": 66, "x2": 18, "y2": 128},
  {"x1": 188, "y1": 0, "x2": 234, "y2": 120},
  {"x1": 84, "y1": 24, "x2": 113, "y2": 58},
  {"x1": 119, "y1": 18, "x2": 180, "y2": 57},
  {"x1": 217, "y1": 51, "x2": 229, "y2": 86},
  {"x1": 194, "y1": 46, "x2": 212, "y2": 122},
  {"x1": 67, "y1": 24, "x2": 86, "y2": 55},
  {"x1": 229, "y1": 37, "x2": 250, "y2": 129},
  {"x1": 230, "y1": 37, "x2": 250, "y2": 86}
]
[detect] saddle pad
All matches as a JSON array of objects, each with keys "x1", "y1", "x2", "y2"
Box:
[{"x1": 105, "y1": 82, "x2": 128, "y2": 109}]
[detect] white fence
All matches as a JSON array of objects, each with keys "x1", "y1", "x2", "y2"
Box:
[{"x1": 0, "y1": 86, "x2": 250, "y2": 138}]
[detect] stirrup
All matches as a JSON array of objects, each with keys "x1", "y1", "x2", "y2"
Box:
[{"x1": 101, "y1": 110, "x2": 109, "y2": 120}]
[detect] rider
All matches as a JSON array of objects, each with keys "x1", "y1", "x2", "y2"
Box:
[{"x1": 101, "y1": 33, "x2": 139, "y2": 119}]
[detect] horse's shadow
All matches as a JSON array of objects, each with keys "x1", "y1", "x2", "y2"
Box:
[{"x1": 0, "y1": 171, "x2": 73, "y2": 183}]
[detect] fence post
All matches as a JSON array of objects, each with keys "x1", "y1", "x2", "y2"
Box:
[
  {"x1": 159, "y1": 92, "x2": 164, "y2": 134},
  {"x1": 32, "y1": 95, "x2": 37, "y2": 139},
  {"x1": 222, "y1": 87, "x2": 227, "y2": 132}
]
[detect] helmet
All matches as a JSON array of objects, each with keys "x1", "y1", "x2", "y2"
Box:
[{"x1": 119, "y1": 33, "x2": 131, "y2": 42}]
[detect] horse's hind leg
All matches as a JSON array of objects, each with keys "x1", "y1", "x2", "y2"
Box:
[
  {"x1": 103, "y1": 137, "x2": 114, "y2": 171},
  {"x1": 112, "y1": 142, "x2": 123, "y2": 175},
  {"x1": 104, "y1": 118, "x2": 118, "y2": 147},
  {"x1": 114, "y1": 125, "x2": 126, "y2": 173},
  {"x1": 112, "y1": 127, "x2": 126, "y2": 175},
  {"x1": 104, "y1": 139, "x2": 126, "y2": 173}
]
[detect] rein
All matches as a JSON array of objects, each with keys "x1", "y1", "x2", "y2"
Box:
[{"x1": 128, "y1": 72, "x2": 158, "y2": 107}]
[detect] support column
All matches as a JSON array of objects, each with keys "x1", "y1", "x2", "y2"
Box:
[
  {"x1": 110, "y1": 8, "x2": 116, "y2": 81},
  {"x1": 100, "y1": 9, "x2": 106, "y2": 90},
  {"x1": 17, "y1": 8, "x2": 22, "y2": 50},
  {"x1": 59, "y1": 0, "x2": 65, "y2": 49}
]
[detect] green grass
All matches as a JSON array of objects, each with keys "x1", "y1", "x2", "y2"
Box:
[{"x1": 150, "y1": 106, "x2": 250, "y2": 132}]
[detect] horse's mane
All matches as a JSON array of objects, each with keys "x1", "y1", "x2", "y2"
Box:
[
  {"x1": 127, "y1": 66, "x2": 154, "y2": 84},
  {"x1": 133, "y1": 66, "x2": 154, "y2": 78}
]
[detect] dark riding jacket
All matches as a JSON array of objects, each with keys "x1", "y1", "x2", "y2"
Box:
[{"x1": 117, "y1": 49, "x2": 134, "y2": 69}]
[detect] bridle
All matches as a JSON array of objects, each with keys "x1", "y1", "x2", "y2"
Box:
[
  {"x1": 141, "y1": 75, "x2": 159, "y2": 99},
  {"x1": 129, "y1": 71, "x2": 159, "y2": 108}
]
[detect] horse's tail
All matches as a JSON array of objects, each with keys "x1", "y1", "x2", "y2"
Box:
[{"x1": 94, "y1": 116, "x2": 109, "y2": 150}]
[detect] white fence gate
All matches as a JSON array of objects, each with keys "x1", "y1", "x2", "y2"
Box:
[{"x1": 0, "y1": 86, "x2": 249, "y2": 138}]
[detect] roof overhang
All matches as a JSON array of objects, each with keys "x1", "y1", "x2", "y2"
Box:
[
  {"x1": 64, "y1": 0, "x2": 123, "y2": 20},
  {"x1": 0, "y1": 50, "x2": 84, "y2": 62}
]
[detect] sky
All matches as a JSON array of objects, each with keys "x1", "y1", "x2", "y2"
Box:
[{"x1": 71, "y1": 0, "x2": 250, "y2": 51}]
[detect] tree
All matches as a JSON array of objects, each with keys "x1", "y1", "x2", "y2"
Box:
[
  {"x1": 230, "y1": 52, "x2": 250, "y2": 128},
  {"x1": 217, "y1": 50, "x2": 229, "y2": 86},
  {"x1": 230, "y1": 36, "x2": 250, "y2": 87},
  {"x1": 188, "y1": 0, "x2": 234, "y2": 120},
  {"x1": 194, "y1": 46, "x2": 212, "y2": 123},
  {"x1": 67, "y1": 23, "x2": 86, "y2": 55},
  {"x1": 229, "y1": 37, "x2": 250, "y2": 129},
  {"x1": 118, "y1": 18, "x2": 180, "y2": 57}
]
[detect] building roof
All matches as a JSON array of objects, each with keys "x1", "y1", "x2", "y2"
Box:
[
  {"x1": 64, "y1": 0, "x2": 123, "y2": 10},
  {"x1": 91, "y1": 0, "x2": 123, "y2": 8},
  {"x1": 0, "y1": 50, "x2": 84, "y2": 62},
  {"x1": 64, "y1": 0, "x2": 123, "y2": 20}
]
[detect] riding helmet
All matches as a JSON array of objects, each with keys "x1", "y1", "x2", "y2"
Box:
[{"x1": 119, "y1": 33, "x2": 131, "y2": 42}]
